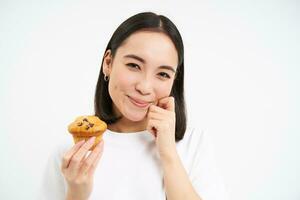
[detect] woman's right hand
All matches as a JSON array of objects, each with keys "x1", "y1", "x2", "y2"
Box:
[{"x1": 61, "y1": 136, "x2": 104, "y2": 200}]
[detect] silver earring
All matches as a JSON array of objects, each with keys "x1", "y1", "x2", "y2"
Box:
[{"x1": 104, "y1": 74, "x2": 109, "y2": 81}]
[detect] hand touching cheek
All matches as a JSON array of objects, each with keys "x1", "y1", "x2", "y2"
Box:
[{"x1": 146, "y1": 96, "x2": 176, "y2": 158}]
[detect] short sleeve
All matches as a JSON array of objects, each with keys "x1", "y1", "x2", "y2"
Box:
[
  {"x1": 188, "y1": 128, "x2": 228, "y2": 200},
  {"x1": 36, "y1": 145, "x2": 68, "y2": 200}
]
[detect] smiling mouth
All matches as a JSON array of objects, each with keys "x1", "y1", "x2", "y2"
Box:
[{"x1": 127, "y1": 96, "x2": 152, "y2": 109}]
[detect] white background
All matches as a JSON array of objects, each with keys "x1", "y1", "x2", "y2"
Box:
[{"x1": 0, "y1": 1, "x2": 299, "y2": 199}]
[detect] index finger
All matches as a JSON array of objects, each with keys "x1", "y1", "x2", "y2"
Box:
[
  {"x1": 67, "y1": 137, "x2": 96, "y2": 170},
  {"x1": 157, "y1": 96, "x2": 175, "y2": 112},
  {"x1": 61, "y1": 139, "x2": 85, "y2": 169}
]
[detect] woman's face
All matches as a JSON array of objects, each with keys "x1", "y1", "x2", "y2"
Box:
[{"x1": 103, "y1": 30, "x2": 178, "y2": 122}]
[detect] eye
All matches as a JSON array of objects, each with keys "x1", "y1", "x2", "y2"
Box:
[
  {"x1": 158, "y1": 72, "x2": 171, "y2": 79},
  {"x1": 126, "y1": 63, "x2": 140, "y2": 70}
]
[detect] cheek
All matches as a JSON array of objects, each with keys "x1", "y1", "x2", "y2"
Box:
[
  {"x1": 108, "y1": 67, "x2": 136, "y2": 107},
  {"x1": 112, "y1": 69, "x2": 137, "y2": 94},
  {"x1": 118, "y1": 73, "x2": 135, "y2": 89},
  {"x1": 154, "y1": 81, "x2": 174, "y2": 100}
]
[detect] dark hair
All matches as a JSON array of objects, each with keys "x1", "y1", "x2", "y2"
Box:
[{"x1": 94, "y1": 12, "x2": 186, "y2": 141}]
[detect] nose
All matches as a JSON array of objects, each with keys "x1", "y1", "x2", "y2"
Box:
[{"x1": 135, "y1": 77, "x2": 152, "y2": 96}]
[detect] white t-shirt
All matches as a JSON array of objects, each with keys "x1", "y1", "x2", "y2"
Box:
[{"x1": 37, "y1": 126, "x2": 227, "y2": 200}]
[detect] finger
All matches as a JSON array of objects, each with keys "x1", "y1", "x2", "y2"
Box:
[
  {"x1": 147, "y1": 110, "x2": 165, "y2": 120},
  {"x1": 146, "y1": 119, "x2": 161, "y2": 138},
  {"x1": 149, "y1": 104, "x2": 169, "y2": 114},
  {"x1": 158, "y1": 96, "x2": 175, "y2": 111},
  {"x1": 87, "y1": 141, "x2": 104, "y2": 176},
  {"x1": 61, "y1": 139, "x2": 85, "y2": 170},
  {"x1": 79, "y1": 140, "x2": 104, "y2": 175},
  {"x1": 68, "y1": 137, "x2": 96, "y2": 171}
]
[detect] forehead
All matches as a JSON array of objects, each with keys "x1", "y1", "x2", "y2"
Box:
[{"x1": 116, "y1": 31, "x2": 178, "y2": 68}]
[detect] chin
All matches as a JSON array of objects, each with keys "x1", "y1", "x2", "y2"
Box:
[{"x1": 123, "y1": 108, "x2": 147, "y2": 122}]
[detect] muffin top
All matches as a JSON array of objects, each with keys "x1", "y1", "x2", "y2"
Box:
[{"x1": 68, "y1": 115, "x2": 107, "y2": 136}]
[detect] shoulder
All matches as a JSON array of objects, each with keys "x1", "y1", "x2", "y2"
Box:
[
  {"x1": 47, "y1": 139, "x2": 73, "y2": 165},
  {"x1": 179, "y1": 128, "x2": 228, "y2": 200},
  {"x1": 176, "y1": 125, "x2": 216, "y2": 165},
  {"x1": 38, "y1": 140, "x2": 72, "y2": 199},
  {"x1": 177, "y1": 126, "x2": 208, "y2": 149}
]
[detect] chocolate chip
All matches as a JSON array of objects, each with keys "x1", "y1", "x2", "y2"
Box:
[
  {"x1": 85, "y1": 125, "x2": 90, "y2": 130},
  {"x1": 83, "y1": 118, "x2": 89, "y2": 122},
  {"x1": 77, "y1": 122, "x2": 83, "y2": 126},
  {"x1": 89, "y1": 123, "x2": 94, "y2": 128}
]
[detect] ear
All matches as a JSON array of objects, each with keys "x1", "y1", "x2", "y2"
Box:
[{"x1": 102, "y1": 50, "x2": 113, "y2": 76}]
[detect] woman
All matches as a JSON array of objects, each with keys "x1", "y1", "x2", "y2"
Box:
[{"x1": 38, "y1": 12, "x2": 227, "y2": 200}]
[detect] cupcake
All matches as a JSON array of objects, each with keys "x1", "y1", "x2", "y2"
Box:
[{"x1": 68, "y1": 115, "x2": 107, "y2": 150}]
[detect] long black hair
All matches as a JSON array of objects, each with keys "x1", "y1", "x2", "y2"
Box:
[{"x1": 94, "y1": 12, "x2": 186, "y2": 141}]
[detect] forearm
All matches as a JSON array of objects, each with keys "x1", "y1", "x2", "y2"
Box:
[{"x1": 161, "y1": 148, "x2": 202, "y2": 200}]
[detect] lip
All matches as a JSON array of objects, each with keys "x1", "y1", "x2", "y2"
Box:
[{"x1": 127, "y1": 96, "x2": 152, "y2": 108}]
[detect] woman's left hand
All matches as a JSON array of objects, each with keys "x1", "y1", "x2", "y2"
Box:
[{"x1": 146, "y1": 96, "x2": 177, "y2": 159}]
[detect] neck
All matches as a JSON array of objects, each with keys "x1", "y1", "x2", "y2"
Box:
[{"x1": 108, "y1": 117, "x2": 147, "y2": 133}]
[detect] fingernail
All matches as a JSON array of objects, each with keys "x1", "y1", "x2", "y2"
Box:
[
  {"x1": 76, "y1": 140, "x2": 85, "y2": 145},
  {"x1": 80, "y1": 139, "x2": 86, "y2": 144},
  {"x1": 89, "y1": 137, "x2": 96, "y2": 142},
  {"x1": 98, "y1": 141, "x2": 104, "y2": 147}
]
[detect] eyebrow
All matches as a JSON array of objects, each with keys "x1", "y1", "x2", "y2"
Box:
[{"x1": 124, "y1": 54, "x2": 176, "y2": 73}]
